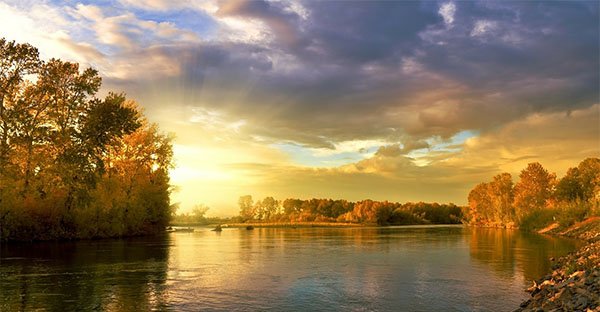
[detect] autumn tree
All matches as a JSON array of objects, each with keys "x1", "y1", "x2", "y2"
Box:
[
  {"x1": 555, "y1": 158, "x2": 600, "y2": 204},
  {"x1": 238, "y1": 195, "x2": 254, "y2": 221},
  {"x1": 191, "y1": 204, "x2": 210, "y2": 223},
  {"x1": 575, "y1": 158, "x2": 600, "y2": 203},
  {"x1": 554, "y1": 158, "x2": 600, "y2": 220},
  {"x1": 555, "y1": 167, "x2": 584, "y2": 202},
  {"x1": 260, "y1": 196, "x2": 278, "y2": 221},
  {"x1": 468, "y1": 182, "x2": 493, "y2": 225},
  {"x1": 513, "y1": 162, "x2": 556, "y2": 222},
  {"x1": 0, "y1": 39, "x2": 40, "y2": 172},
  {"x1": 282, "y1": 198, "x2": 302, "y2": 215},
  {"x1": 0, "y1": 38, "x2": 173, "y2": 240},
  {"x1": 467, "y1": 173, "x2": 514, "y2": 226},
  {"x1": 489, "y1": 173, "x2": 514, "y2": 224}
]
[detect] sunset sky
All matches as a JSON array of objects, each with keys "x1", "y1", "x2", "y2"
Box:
[{"x1": 1, "y1": 0, "x2": 598, "y2": 215}]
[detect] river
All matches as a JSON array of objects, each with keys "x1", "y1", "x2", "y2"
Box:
[{"x1": 0, "y1": 225, "x2": 581, "y2": 311}]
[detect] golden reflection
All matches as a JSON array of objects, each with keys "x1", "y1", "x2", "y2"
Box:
[
  {"x1": 1, "y1": 227, "x2": 582, "y2": 311},
  {"x1": 468, "y1": 228, "x2": 582, "y2": 282}
]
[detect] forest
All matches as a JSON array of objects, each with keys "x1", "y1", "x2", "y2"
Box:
[
  {"x1": 467, "y1": 158, "x2": 600, "y2": 230},
  {"x1": 235, "y1": 158, "x2": 600, "y2": 229},
  {"x1": 0, "y1": 39, "x2": 173, "y2": 241},
  {"x1": 236, "y1": 195, "x2": 464, "y2": 226}
]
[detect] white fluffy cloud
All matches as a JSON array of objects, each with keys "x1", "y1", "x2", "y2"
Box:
[{"x1": 439, "y1": 2, "x2": 456, "y2": 27}]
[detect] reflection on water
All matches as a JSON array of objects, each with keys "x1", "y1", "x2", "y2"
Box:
[
  {"x1": 0, "y1": 226, "x2": 581, "y2": 311},
  {"x1": 468, "y1": 228, "x2": 579, "y2": 282},
  {"x1": 0, "y1": 237, "x2": 170, "y2": 311}
]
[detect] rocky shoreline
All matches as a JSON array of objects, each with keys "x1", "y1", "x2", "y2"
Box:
[{"x1": 516, "y1": 218, "x2": 600, "y2": 312}]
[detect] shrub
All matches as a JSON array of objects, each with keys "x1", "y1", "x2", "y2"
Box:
[
  {"x1": 555, "y1": 201, "x2": 590, "y2": 227},
  {"x1": 519, "y1": 208, "x2": 558, "y2": 231}
]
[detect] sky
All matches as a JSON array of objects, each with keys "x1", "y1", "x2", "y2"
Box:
[{"x1": 1, "y1": 0, "x2": 598, "y2": 216}]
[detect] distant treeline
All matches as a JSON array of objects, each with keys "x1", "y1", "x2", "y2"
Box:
[
  {"x1": 237, "y1": 196, "x2": 463, "y2": 225},
  {"x1": 0, "y1": 39, "x2": 173, "y2": 240},
  {"x1": 169, "y1": 204, "x2": 232, "y2": 225},
  {"x1": 467, "y1": 158, "x2": 600, "y2": 230}
]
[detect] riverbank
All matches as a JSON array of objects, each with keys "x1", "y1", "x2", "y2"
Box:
[{"x1": 516, "y1": 217, "x2": 600, "y2": 311}]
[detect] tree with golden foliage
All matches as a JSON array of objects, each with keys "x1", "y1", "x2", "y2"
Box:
[
  {"x1": 467, "y1": 158, "x2": 599, "y2": 230},
  {"x1": 0, "y1": 38, "x2": 173, "y2": 240},
  {"x1": 513, "y1": 162, "x2": 556, "y2": 222}
]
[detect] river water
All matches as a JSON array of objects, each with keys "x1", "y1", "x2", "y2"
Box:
[{"x1": 0, "y1": 225, "x2": 581, "y2": 311}]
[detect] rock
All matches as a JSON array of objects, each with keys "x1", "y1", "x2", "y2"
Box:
[
  {"x1": 516, "y1": 224, "x2": 600, "y2": 312},
  {"x1": 575, "y1": 297, "x2": 590, "y2": 309}
]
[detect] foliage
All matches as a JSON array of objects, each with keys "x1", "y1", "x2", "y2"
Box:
[
  {"x1": 467, "y1": 158, "x2": 600, "y2": 230},
  {"x1": 555, "y1": 201, "x2": 590, "y2": 228},
  {"x1": 518, "y1": 209, "x2": 558, "y2": 232},
  {"x1": 0, "y1": 38, "x2": 173, "y2": 241},
  {"x1": 513, "y1": 162, "x2": 556, "y2": 222},
  {"x1": 171, "y1": 204, "x2": 211, "y2": 224},
  {"x1": 468, "y1": 173, "x2": 515, "y2": 226},
  {"x1": 237, "y1": 196, "x2": 462, "y2": 226}
]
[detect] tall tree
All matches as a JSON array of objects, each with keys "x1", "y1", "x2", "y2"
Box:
[
  {"x1": 513, "y1": 162, "x2": 556, "y2": 221},
  {"x1": 489, "y1": 173, "x2": 514, "y2": 224},
  {"x1": 0, "y1": 38, "x2": 173, "y2": 241},
  {"x1": 468, "y1": 182, "x2": 492, "y2": 224},
  {"x1": 238, "y1": 195, "x2": 254, "y2": 221},
  {"x1": 260, "y1": 196, "x2": 278, "y2": 221},
  {"x1": 0, "y1": 39, "x2": 40, "y2": 171},
  {"x1": 576, "y1": 158, "x2": 600, "y2": 203},
  {"x1": 555, "y1": 167, "x2": 583, "y2": 202}
]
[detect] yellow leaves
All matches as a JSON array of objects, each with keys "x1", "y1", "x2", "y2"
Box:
[
  {"x1": 0, "y1": 38, "x2": 173, "y2": 240},
  {"x1": 104, "y1": 121, "x2": 172, "y2": 176}
]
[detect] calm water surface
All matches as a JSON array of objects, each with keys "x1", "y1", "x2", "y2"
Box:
[{"x1": 0, "y1": 226, "x2": 582, "y2": 311}]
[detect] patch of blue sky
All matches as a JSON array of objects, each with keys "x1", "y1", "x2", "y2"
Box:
[
  {"x1": 134, "y1": 9, "x2": 218, "y2": 39},
  {"x1": 54, "y1": 0, "x2": 122, "y2": 10},
  {"x1": 71, "y1": 0, "x2": 219, "y2": 39},
  {"x1": 41, "y1": 1, "x2": 124, "y2": 55},
  {"x1": 452, "y1": 130, "x2": 478, "y2": 145},
  {"x1": 272, "y1": 143, "x2": 376, "y2": 168},
  {"x1": 429, "y1": 130, "x2": 478, "y2": 152},
  {"x1": 51, "y1": 1, "x2": 217, "y2": 51},
  {"x1": 408, "y1": 130, "x2": 479, "y2": 162}
]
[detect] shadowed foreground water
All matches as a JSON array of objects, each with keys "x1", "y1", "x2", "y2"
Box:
[{"x1": 0, "y1": 226, "x2": 581, "y2": 311}]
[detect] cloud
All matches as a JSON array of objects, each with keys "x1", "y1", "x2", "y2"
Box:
[
  {"x1": 470, "y1": 20, "x2": 497, "y2": 37},
  {"x1": 216, "y1": 0, "x2": 305, "y2": 49},
  {"x1": 3, "y1": 0, "x2": 598, "y2": 213},
  {"x1": 12, "y1": 0, "x2": 593, "y2": 152},
  {"x1": 439, "y1": 2, "x2": 456, "y2": 26},
  {"x1": 451, "y1": 104, "x2": 600, "y2": 175}
]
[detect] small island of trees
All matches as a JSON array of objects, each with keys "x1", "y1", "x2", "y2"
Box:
[{"x1": 0, "y1": 39, "x2": 173, "y2": 241}]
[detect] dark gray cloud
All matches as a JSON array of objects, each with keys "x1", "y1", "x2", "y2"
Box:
[{"x1": 126, "y1": 0, "x2": 598, "y2": 148}]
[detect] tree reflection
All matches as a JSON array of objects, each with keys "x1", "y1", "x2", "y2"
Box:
[
  {"x1": 0, "y1": 236, "x2": 170, "y2": 311},
  {"x1": 468, "y1": 228, "x2": 581, "y2": 282}
]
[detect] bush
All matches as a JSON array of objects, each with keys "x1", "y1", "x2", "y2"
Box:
[
  {"x1": 519, "y1": 209, "x2": 558, "y2": 231},
  {"x1": 389, "y1": 209, "x2": 427, "y2": 225},
  {"x1": 555, "y1": 201, "x2": 590, "y2": 227}
]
